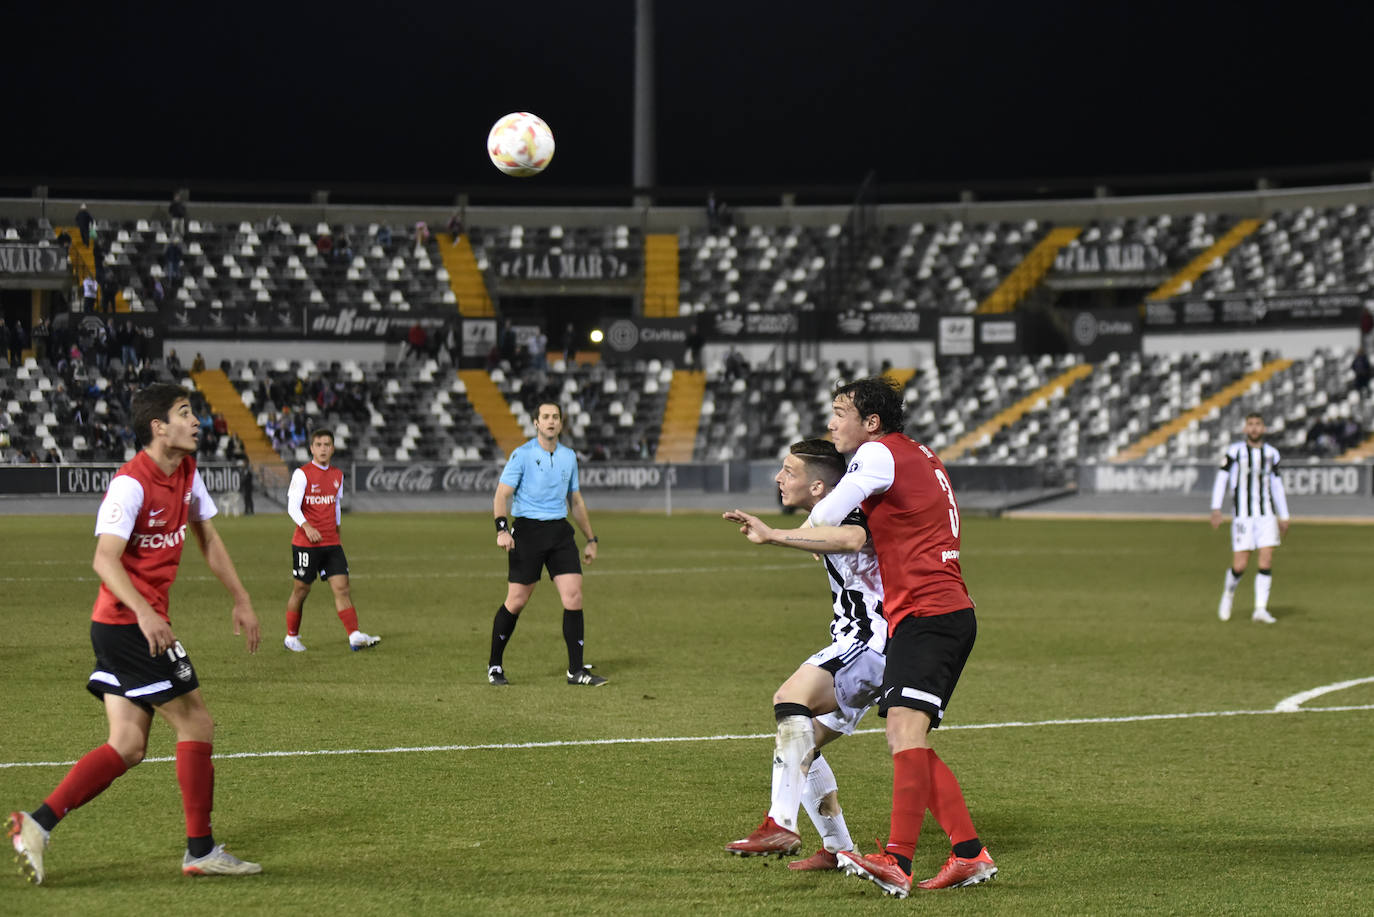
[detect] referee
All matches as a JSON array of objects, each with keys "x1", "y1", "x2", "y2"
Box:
[{"x1": 488, "y1": 401, "x2": 606, "y2": 686}]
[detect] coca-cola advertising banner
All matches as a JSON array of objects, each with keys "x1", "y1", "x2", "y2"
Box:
[{"x1": 354, "y1": 462, "x2": 702, "y2": 493}]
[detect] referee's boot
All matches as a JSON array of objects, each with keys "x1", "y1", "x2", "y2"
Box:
[{"x1": 567, "y1": 666, "x2": 607, "y2": 686}]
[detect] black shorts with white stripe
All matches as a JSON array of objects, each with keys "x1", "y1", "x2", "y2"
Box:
[
  {"x1": 86, "y1": 621, "x2": 200, "y2": 712},
  {"x1": 877, "y1": 608, "x2": 976, "y2": 727}
]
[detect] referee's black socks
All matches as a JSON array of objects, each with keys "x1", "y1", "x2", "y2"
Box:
[
  {"x1": 563, "y1": 609, "x2": 585, "y2": 672},
  {"x1": 489, "y1": 605, "x2": 518, "y2": 668}
]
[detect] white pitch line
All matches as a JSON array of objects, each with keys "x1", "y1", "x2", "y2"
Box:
[
  {"x1": 3, "y1": 702, "x2": 1371, "y2": 770},
  {"x1": 1273, "y1": 676, "x2": 1374, "y2": 712}
]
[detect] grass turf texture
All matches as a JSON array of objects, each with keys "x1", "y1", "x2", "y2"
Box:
[{"x1": 1, "y1": 511, "x2": 1372, "y2": 915}]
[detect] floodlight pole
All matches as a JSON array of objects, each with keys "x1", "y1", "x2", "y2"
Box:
[{"x1": 633, "y1": 0, "x2": 655, "y2": 200}]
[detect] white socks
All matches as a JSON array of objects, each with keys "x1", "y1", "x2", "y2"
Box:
[
  {"x1": 767, "y1": 715, "x2": 813, "y2": 832},
  {"x1": 1254, "y1": 570, "x2": 1272, "y2": 612},
  {"x1": 801, "y1": 753, "x2": 854, "y2": 853}
]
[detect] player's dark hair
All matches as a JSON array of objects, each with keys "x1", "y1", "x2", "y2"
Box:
[
  {"x1": 790, "y1": 438, "x2": 846, "y2": 487},
  {"x1": 1245, "y1": 411, "x2": 1263, "y2": 422},
  {"x1": 310, "y1": 428, "x2": 334, "y2": 444},
  {"x1": 832, "y1": 376, "x2": 905, "y2": 435},
  {"x1": 536, "y1": 401, "x2": 563, "y2": 421},
  {"x1": 131, "y1": 383, "x2": 190, "y2": 447}
]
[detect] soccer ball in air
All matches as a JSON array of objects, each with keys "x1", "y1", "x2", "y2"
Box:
[{"x1": 487, "y1": 112, "x2": 555, "y2": 177}]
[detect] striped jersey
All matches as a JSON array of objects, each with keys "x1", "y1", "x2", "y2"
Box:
[
  {"x1": 1211, "y1": 440, "x2": 1290, "y2": 519},
  {"x1": 811, "y1": 507, "x2": 886, "y2": 654}
]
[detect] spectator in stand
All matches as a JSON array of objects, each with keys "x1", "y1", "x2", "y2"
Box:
[
  {"x1": 191, "y1": 353, "x2": 207, "y2": 374},
  {"x1": 100, "y1": 272, "x2": 119, "y2": 314},
  {"x1": 75, "y1": 203, "x2": 93, "y2": 247},
  {"x1": 375, "y1": 224, "x2": 392, "y2": 250},
  {"x1": 724, "y1": 346, "x2": 749, "y2": 381},
  {"x1": 54, "y1": 228, "x2": 72, "y2": 249},
  {"x1": 686, "y1": 323, "x2": 704, "y2": 370},
  {"x1": 10, "y1": 321, "x2": 27, "y2": 366},
  {"x1": 405, "y1": 322, "x2": 428, "y2": 361},
  {"x1": 168, "y1": 191, "x2": 187, "y2": 237},
  {"x1": 1352, "y1": 348, "x2": 1371, "y2": 395},
  {"x1": 82, "y1": 275, "x2": 99, "y2": 313},
  {"x1": 447, "y1": 211, "x2": 464, "y2": 241},
  {"x1": 316, "y1": 233, "x2": 333, "y2": 258},
  {"x1": 151, "y1": 277, "x2": 165, "y2": 305},
  {"x1": 414, "y1": 221, "x2": 430, "y2": 249},
  {"x1": 499, "y1": 319, "x2": 518, "y2": 369},
  {"x1": 166, "y1": 349, "x2": 182, "y2": 375},
  {"x1": 1361, "y1": 306, "x2": 1374, "y2": 351},
  {"x1": 562, "y1": 322, "x2": 577, "y2": 366},
  {"x1": 165, "y1": 237, "x2": 183, "y2": 282},
  {"x1": 527, "y1": 328, "x2": 548, "y2": 371},
  {"x1": 0, "y1": 322, "x2": 10, "y2": 366},
  {"x1": 119, "y1": 322, "x2": 137, "y2": 369},
  {"x1": 32, "y1": 319, "x2": 49, "y2": 365}
]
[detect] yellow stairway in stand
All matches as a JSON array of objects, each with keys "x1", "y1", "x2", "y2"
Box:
[
  {"x1": 654, "y1": 369, "x2": 706, "y2": 462},
  {"x1": 57, "y1": 226, "x2": 129, "y2": 313},
  {"x1": 439, "y1": 234, "x2": 494, "y2": 317},
  {"x1": 642, "y1": 234, "x2": 680, "y2": 318},
  {"x1": 1111, "y1": 358, "x2": 1294, "y2": 462},
  {"x1": 458, "y1": 370, "x2": 527, "y2": 457},
  {"x1": 977, "y1": 227, "x2": 1081, "y2": 314},
  {"x1": 1146, "y1": 218, "x2": 1262, "y2": 301},
  {"x1": 190, "y1": 369, "x2": 288, "y2": 485},
  {"x1": 941, "y1": 363, "x2": 1094, "y2": 461}
]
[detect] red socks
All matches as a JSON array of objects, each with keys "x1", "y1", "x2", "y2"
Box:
[
  {"x1": 886, "y1": 747, "x2": 933, "y2": 861},
  {"x1": 336, "y1": 606, "x2": 359, "y2": 634},
  {"x1": 285, "y1": 609, "x2": 302, "y2": 637},
  {"x1": 44, "y1": 743, "x2": 128, "y2": 820},
  {"x1": 175, "y1": 741, "x2": 215, "y2": 838},
  {"x1": 928, "y1": 750, "x2": 979, "y2": 847}
]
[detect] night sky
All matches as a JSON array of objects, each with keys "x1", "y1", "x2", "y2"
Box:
[{"x1": 6, "y1": 1, "x2": 1371, "y2": 196}]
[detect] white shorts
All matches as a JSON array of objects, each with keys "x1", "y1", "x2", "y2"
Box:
[
  {"x1": 1231, "y1": 515, "x2": 1281, "y2": 552},
  {"x1": 803, "y1": 641, "x2": 885, "y2": 736}
]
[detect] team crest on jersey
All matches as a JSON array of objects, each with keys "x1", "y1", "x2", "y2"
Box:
[{"x1": 848, "y1": 461, "x2": 860, "y2": 473}]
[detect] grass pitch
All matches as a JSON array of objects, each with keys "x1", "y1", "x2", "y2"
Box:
[{"x1": 1, "y1": 510, "x2": 1372, "y2": 915}]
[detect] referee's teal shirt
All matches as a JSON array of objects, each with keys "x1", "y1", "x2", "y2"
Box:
[{"x1": 500, "y1": 438, "x2": 581, "y2": 520}]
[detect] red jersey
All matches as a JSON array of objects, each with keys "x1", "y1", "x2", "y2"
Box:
[
  {"x1": 813, "y1": 433, "x2": 972, "y2": 633},
  {"x1": 91, "y1": 451, "x2": 214, "y2": 625},
  {"x1": 289, "y1": 462, "x2": 343, "y2": 547}
]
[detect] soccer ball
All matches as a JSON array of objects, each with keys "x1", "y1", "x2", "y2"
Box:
[{"x1": 487, "y1": 112, "x2": 555, "y2": 177}]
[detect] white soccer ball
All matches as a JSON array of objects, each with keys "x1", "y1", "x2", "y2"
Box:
[{"x1": 487, "y1": 112, "x2": 555, "y2": 177}]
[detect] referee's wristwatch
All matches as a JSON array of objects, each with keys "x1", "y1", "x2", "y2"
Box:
[{"x1": 586, "y1": 535, "x2": 598, "y2": 544}]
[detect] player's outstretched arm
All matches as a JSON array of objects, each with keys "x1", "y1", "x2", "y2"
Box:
[
  {"x1": 93, "y1": 533, "x2": 175, "y2": 657},
  {"x1": 723, "y1": 510, "x2": 866, "y2": 553},
  {"x1": 189, "y1": 519, "x2": 261, "y2": 654}
]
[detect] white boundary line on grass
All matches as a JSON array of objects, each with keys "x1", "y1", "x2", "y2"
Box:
[{"x1": 4, "y1": 691, "x2": 1370, "y2": 770}]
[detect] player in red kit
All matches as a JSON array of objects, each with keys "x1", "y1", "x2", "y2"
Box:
[
  {"x1": 283, "y1": 429, "x2": 379, "y2": 652},
  {"x1": 727, "y1": 376, "x2": 994, "y2": 898},
  {"x1": 7, "y1": 383, "x2": 262, "y2": 885}
]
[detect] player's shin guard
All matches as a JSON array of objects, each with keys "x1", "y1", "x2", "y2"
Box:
[
  {"x1": 489, "y1": 605, "x2": 518, "y2": 667},
  {"x1": 562, "y1": 609, "x2": 585, "y2": 673},
  {"x1": 768, "y1": 703, "x2": 814, "y2": 833},
  {"x1": 43, "y1": 743, "x2": 129, "y2": 821},
  {"x1": 887, "y1": 748, "x2": 934, "y2": 866},
  {"x1": 928, "y1": 750, "x2": 980, "y2": 854},
  {"x1": 176, "y1": 741, "x2": 215, "y2": 846},
  {"x1": 802, "y1": 752, "x2": 853, "y2": 852}
]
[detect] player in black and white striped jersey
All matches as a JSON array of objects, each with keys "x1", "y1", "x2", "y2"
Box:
[
  {"x1": 722, "y1": 439, "x2": 886, "y2": 871},
  {"x1": 1210, "y1": 412, "x2": 1290, "y2": 624}
]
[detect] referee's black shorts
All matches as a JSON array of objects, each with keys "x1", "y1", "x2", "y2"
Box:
[
  {"x1": 86, "y1": 621, "x2": 201, "y2": 712},
  {"x1": 877, "y1": 608, "x2": 976, "y2": 727},
  {"x1": 508, "y1": 517, "x2": 581, "y2": 584}
]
